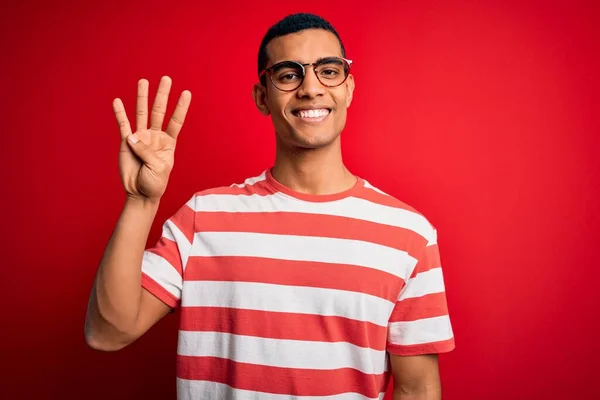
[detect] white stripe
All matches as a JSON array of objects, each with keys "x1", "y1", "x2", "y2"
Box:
[
  {"x1": 181, "y1": 281, "x2": 393, "y2": 326},
  {"x1": 161, "y1": 225, "x2": 175, "y2": 241},
  {"x1": 163, "y1": 217, "x2": 193, "y2": 271},
  {"x1": 177, "y1": 379, "x2": 385, "y2": 400},
  {"x1": 141, "y1": 251, "x2": 182, "y2": 299},
  {"x1": 427, "y1": 229, "x2": 438, "y2": 246},
  {"x1": 363, "y1": 180, "x2": 389, "y2": 196},
  {"x1": 191, "y1": 231, "x2": 413, "y2": 279},
  {"x1": 230, "y1": 171, "x2": 267, "y2": 188},
  {"x1": 388, "y1": 315, "x2": 453, "y2": 346},
  {"x1": 398, "y1": 268, "x2": 446, "y2": 301},
  {"x1": 185, "y1": 195, "x2": 196, "y2": 210},
  {"x1": 193, "y1": 193, "x2": 435, "y2": 242},
  {"x1": 178, "y1": 331, "x2": 386, "y2": 374}
]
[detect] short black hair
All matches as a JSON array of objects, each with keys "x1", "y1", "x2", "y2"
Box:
[{"x1": 257, "y1": 13, "x2": 347, "y2": 86}]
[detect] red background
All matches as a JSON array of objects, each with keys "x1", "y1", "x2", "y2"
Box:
[{"x1": 1, "y1": 0, "x2": 599, "y2": 399}]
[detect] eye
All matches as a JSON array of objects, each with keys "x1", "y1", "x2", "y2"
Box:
[
  {"x1": 271, "y1": 61, "x2": 303, "y2": 84},
  {"x1": 320, "y1": 68, "x2": 339, "y2": 77},
  {"x1": 279, "y1": 72, "x2": 301, "y2": 82},
  {"x1": 316, "y1": 61, "x2": 344, "y2": 80}
]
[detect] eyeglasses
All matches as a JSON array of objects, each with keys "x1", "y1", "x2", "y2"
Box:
[{"x1": 259, "y1": 56, "x2": 353, "y2": 92}]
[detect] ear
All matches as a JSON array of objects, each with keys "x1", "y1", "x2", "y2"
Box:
[
  {"x1": 252, "y1": 83, "x2": 271, "y2": 116},
  {"x1": 345, "y1": 74, "x2": 355, "y2": 108}
]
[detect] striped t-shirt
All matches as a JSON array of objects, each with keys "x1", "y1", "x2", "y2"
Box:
[{"x1": 141, "y1": 169, "x2": 455, "y2": 400}]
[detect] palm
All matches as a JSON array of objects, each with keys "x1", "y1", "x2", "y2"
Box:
[
  {"x1": 113, "y1": 77, "x2": 192, "y2": 201},
  {"x1": 119, "y1": 128, "x2": 176, "y2": 199}
]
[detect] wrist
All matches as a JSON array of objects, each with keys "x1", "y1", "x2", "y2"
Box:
[{"x1": 124, "y1": 195, "x2": 161, "y2": 212}]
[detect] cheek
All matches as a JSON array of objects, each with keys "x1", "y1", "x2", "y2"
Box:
[
  {"x1": 266, "y1": 103, "x2": 290, "y2": 132},
  {"x1": 266, "y1": 87, "x2": 286, "y2": 107},
  {"x1": 334, "y1": 95, "x2": 349, "y2": 117},
  {"x1": 332, "y1": 102, "x2": 348, "y2": 129},
  {"x1": 266, "y1": 96, "x2": 290, "y2": 118},
  {"x1": 335, "y1": 108, "x2": 347, "y2": 125},
  {"x1": 333, "y1": 90, "x2": 350, "y2": 109}
]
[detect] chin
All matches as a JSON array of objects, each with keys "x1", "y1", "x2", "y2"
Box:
[
  {"x1": 273, "y1": 110, "x2": 346, "y2": 149},
  {"x1": 286, "y1": 130, "x2": 340, "y2": 149}
]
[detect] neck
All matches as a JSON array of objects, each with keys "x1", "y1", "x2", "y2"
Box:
[{"x1": 272, "y1": 136, "x2": 357, "y2": 195}]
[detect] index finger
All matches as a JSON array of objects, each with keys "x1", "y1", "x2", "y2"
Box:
[
  {"x1": 113, "y1": 98, "x2": 132, "y2": 139},
  {"x1": 165, "y1": 90, "x2": 192, "y2": 139}
]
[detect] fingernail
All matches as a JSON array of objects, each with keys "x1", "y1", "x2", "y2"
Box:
[{"x1": 128, "y1": 134, "x2": 139, "y2": 144}]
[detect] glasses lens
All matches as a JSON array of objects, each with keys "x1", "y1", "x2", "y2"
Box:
[
  {"x1": 315, "y1": 57, "x2": 349, "y2": 87},
  {"x1": 271, "y1": 61, "x2": 304, "y2": 91}
]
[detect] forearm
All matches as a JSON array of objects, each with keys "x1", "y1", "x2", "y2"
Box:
[{"x1": 85, "y1": 197, "x2": 159, "y2": 345}]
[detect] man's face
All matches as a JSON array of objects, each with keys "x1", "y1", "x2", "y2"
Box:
[{"x1": 253, "y1": 29, "x2": 355, "y2": 149}]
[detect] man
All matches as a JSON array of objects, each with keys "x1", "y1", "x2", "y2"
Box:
[{"x1": 85, "y1": 13, "x2": 455, "y2": 400}]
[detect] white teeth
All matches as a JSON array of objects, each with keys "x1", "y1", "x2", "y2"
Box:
[{"x1": 298, "y1": 109, "x2": 329, "y2": 118}]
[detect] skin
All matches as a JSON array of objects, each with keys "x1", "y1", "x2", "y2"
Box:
[
  {"x1": 85, "y1": 77, "x2": 187, "y2": 351},
  {"x1": 391, "y1": 354, "x2": 442, "y2": 399},
  {"x1": 84, "y1": 27, "x2": 442, "y2": 400},
  {"x1": 252, "y1": 29, "x2": 357, "y2": 195}
]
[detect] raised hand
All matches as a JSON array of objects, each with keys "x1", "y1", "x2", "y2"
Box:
[{"x1": 113, "y1": 76, "x2": 192, "y2": 203}]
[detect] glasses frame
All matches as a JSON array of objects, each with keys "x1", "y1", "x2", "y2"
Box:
[{"x1": 259, "y1": 57, "x2": 354, "y2": 92}]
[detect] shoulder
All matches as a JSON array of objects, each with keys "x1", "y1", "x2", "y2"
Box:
[
  {"x1": 186, "y1": 170, "x2": 272, "y2": 205},
  {"x1": 358, "y1": 178, "x2": 437, "y2": 245}
]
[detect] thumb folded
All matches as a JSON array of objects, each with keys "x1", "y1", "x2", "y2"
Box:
[{"x1": 127, "y1": 134, "x2": 152, "y2": 163}]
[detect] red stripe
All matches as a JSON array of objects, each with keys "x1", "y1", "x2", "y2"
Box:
[
  {"x1": 196, "y1": 179, "x2": 274, "y2": 197},
  {"x1": 180, "y1": 306, "x2": 388, "y2": 351},
  {"x1": 411, "y1": 244, "x2": 441, "y2": 278},
  {"x1": 169, "y1": 203, "x2": 196, "y2": 244},
  {"x1": 387, "y1": 337, "x2": 455, "y2": 356},
  {"x1": 147, "y1": 237, "x2": 183, "y2": 277},
  {"x1": 141, "y1": 273, "x2": 178, "y2": 308},
  {"x1": 177, "y1": 356, "x2": 390, "y2": 397},
  {"x1": 185, "y1": 256, "x2": 403, "y2": 302},
  {"x1": 189, "y1": 211, "x2": 427, "y2": 259},
  {"x1": 355, "y1": 185, "x2": 422, "y2": 213},
  {"x1": 389, "y1": 292, "x2": 449, "y2": 322}
]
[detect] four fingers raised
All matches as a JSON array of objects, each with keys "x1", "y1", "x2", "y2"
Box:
[{"x1": 114, "y1": 76, "x2": 191, "y2": 142}]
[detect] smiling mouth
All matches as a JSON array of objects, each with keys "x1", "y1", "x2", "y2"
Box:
[{"x1": 292, "y1": 108, "x2": 331, "y2": 122}]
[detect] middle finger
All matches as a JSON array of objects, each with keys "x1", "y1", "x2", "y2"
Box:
[{"x1": 150, "y1": 76, "x2": 172, "y2": 131}]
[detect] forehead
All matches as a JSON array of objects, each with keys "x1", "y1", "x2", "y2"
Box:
[{"x1": 266, "y1": 29, "x2": 343, "y2": 65}]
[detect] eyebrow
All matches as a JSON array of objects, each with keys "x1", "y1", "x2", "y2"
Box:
[
  {"x1": 270, "y1": 60, "x2": 301, "y2": 72},
  {"x1": 315, "y1": 56, "x2": 343, "y2": 63},
  {"x1": 269, "y1": 56, "x2": 343, "y2": 67}
]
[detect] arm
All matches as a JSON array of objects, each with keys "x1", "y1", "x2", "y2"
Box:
[
  {"x1": 390, "y1": 354, "x2": 441, "y2": 400},
  {"x1": 84, "y1": 198, "x2": 172, "y2": 351},
  {"x1": 84, "y1": 76, "x2": 192, "y2": 351},
  {"x1": 386, "y1": 225, "x2": 455, "y2": 398}
]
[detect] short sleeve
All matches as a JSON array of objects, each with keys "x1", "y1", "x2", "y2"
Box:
[
  {"x1": 141, "y1": 196, "x2": 196, "y2": 309},
  {"x1": 386, "y1": 228, "x2": 455, "y2": 356}
]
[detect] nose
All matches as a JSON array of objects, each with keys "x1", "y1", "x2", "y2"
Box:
[{"x1": 296, "y1": 65, "x2": 326, "y2": 99}]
